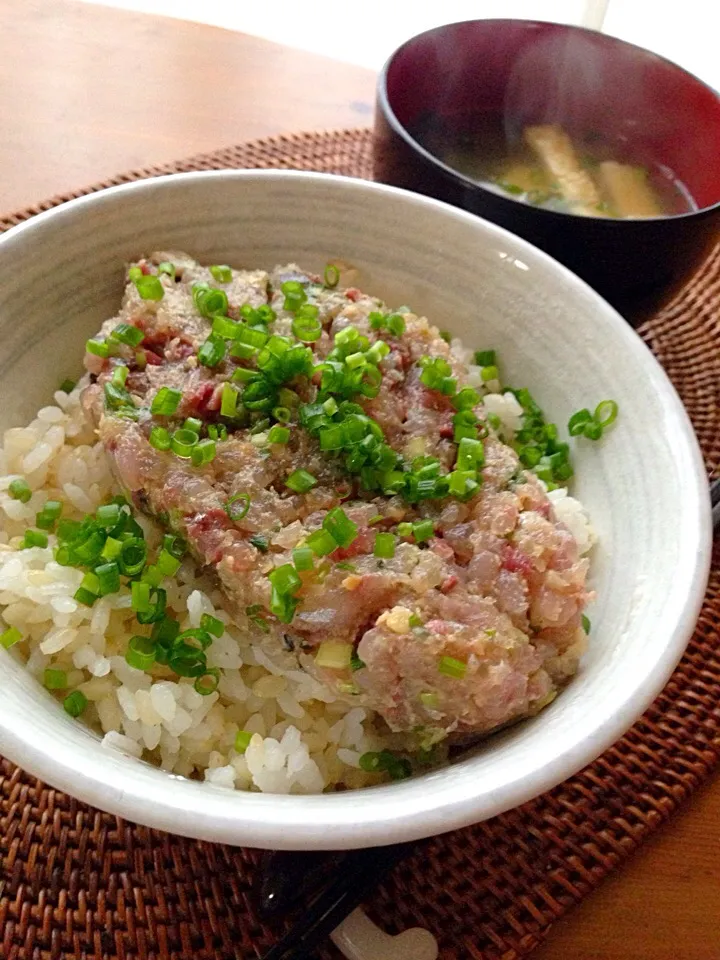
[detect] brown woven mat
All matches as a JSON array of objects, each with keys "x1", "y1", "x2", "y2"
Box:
[{"x1": 2, "y1": 128, "x2": 719, "y2": 960}]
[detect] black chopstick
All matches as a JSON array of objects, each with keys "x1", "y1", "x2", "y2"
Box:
[
  {"x1": 259, "y1": 842, "x2": 413, "y2": 960},
  {"x1": 711, "y1": 478, "x2": 720, "y2": 531}
]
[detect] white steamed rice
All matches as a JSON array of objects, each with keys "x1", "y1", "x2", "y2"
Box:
[{"x1": 0, "y1": 377, "x2": 593, "y2": 794}]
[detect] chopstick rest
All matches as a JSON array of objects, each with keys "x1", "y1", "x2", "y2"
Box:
[{"x1": 331, "y1": 908, "x2": 438, "y2": 960}]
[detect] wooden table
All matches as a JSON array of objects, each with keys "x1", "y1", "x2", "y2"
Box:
[{"x1": 3, "y1": 2, "x2": 719, "y2": 958}]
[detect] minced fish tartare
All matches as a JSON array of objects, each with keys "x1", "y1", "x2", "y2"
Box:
[{"x1": 0, "y1": 254, "x2": 600, "y2": 792}]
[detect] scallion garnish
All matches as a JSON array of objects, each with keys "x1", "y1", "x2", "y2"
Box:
[
  {"x1": 8, "y1": 478, "x2": 31, "y2": 503},
  {"x1": 22, "y1": 529, "x2": 48, "y2": 549},
  {"x1": 220, "y1": 383, "x2": 238, "y2": 418},
  {"x1": 149, "y1": 426, "x2": 172, "y2": 451},
  {"x1": 171, "y1": 428, "x2": 199, "y2": 459},
  {"x1": 438, "y1": 655, "x2": 467, "y2": 679},
  {"x1": 210, "y1": 264, "x2": 232, "y2": 283},
  {"x1": 151, "y1": 386, "x2": 182, "y2": 416},
  {"x1": 198, "y1": 337, "x2": 227, "y2": 368},
  {"x1": 134, "y1": 274, "x2": 164, "y2": 301},
  {"x1": 125, "y1": 635, "x2": 157, "y2": 671},
  {"x1": 59, "y1": 378, "x2": 76, "y2": 394},
  {"x1": 235, "y1": 729, "x2": 252, "y2": 753},
  {"x1": 474, "y1": 349, "x2": 496, "y2": 367},
  {"x1": 112, "y1": 323, "x2": 144, "y2": 347},
  {"x1": 43, "y1": 668, "x2": 67, "y2": 690},
  {"x1": 322, "y1": 507, "x2": 357, "y2": 548},
  {"x1": 286, "y1": 469, "x2": 317, "y2": 494},
  {"x1": 192, "y1": 283, "x2": 228, "y2": 318},
  {"x1": 374, "y1": 532, "x2": 396, "y2": 559},
  {"x1": 86, "y1": 338, "x2": 110, "y2": 358},
  {"x1": 595, "y1": 399, "x2": 618, "y2": 428},
  {"x1": 194, "y1": 667, "x2": 220, "y2": 695},
  {"x1": 225, "y1": 492, "x2": 251, "y2": 522},
  {"x1": 582, "y1": 614, "x2": 591, "y2": 634},
  {"x1": 249, "y1": 534, "x2": 269, "y2": 553},
  {"x1": 157, "y1": 261, "x2": 175, "y2": 276},
  {"x1": 358, "y1": 750, "x2": 411, "y2": 780},
  {"x1": 200, "y1": 613, "x2": 224, "y2": 638},
  {"x1": 324, "y1": 263, "x2": 340, "y2": 288},
  {"x1": 190, "y1": 438, "x2": 217, "y2": 466},
  {"x1": 0, "y1": 626, "x2": 22, "y2": 648},
  {"x1": 267, "y1": 425, "x2": 290, "y2": 445},
  {"x1": 95, "y1": 561, "x2": 120, "y2": 596},
  {"x1": 292, "y1": 545, "x2": 314, "y2": 571},
  {"x1": 118, "y1": 537, "x2": 147, "y2": 576},
  {"x1": 63, "y1": 690, "x2": 88, "y2": 717},
  {"x1": 36, "y1": 500, "x2": 62, "y2": 531}
]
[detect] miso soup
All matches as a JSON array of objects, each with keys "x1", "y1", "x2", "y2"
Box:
[{"x1": 415, "y1": 116, "x2": 695, "y2": 219}]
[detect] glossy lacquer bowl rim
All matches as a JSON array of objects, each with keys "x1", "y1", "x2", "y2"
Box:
[
  {"x1": 0, "y1": 171, "x2": 711, "y2": 849},
  {"x1": 377, "y1": 17, "x2": 720, "y2": 223}
]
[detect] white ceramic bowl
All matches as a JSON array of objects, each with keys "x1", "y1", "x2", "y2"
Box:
[{"x1": 0, "y1": 171, "x2": 711, "y2": 849}]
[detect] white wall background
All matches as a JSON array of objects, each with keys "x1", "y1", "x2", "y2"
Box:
[{"x1": 77, "y1": 0, "x2": 719, "y2": 91}]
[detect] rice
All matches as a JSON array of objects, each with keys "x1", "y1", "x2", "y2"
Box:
[{"x1": 0, "y1": 385, "x2": 388, "y2": 793}]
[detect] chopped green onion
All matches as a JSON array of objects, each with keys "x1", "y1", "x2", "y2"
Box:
[
  {"x1": 79, "y1": 572, "x2": 101, "y2": 598},
  {"x1": 134, "y1": 275, "x2": 164, "y2": 301},
  {"x1": 210, "y1": 264, "x2": 232, "y2": 283},
  {"x1": 249, "y1": 534, "x2": 269, "y2": 553},
  {"x1": 131, "y1": 580, "x2": 151, "y2": 613},
  {"x1": 36, "y1": 500, "x2": 62, "y2": 530},
  {"x1": 22, "y1": 529, "x2": 48, "y2": 549},
  {"x1": 292, "y1": 313, "x2": 323, "y2": 342},
  {"x1": 420, "y1": 691, "x2": 439, "y2": 708},
  {"x1": 409, "y1": 613, "x2": 423, "y2": 628},
  {"x1": 267, "y1": 425, "x2": 290, "y2": 445},
  {"x1": 163, "y1": 533, "x2": 186, "y2": 559},
  {"x1": 125, "y1": 635, "x2": 157, "y2": 671},
  {"x1": 306, "y1": 528, "x2": 336, "y2": 557},
  {"x1": 235, "y1": 729, "x2": 252, "y2": 753},
  {"x1": 281, "y1": 279, "x2": 307, "y2": 312},
  {"x1": 112, "y1": 323, "x2": 144, "y2": 347},
  {"x1": 59, "y1": 378, "x2": 77, "y2": 394},
  {"x1": 86, "y1": 338, "x2": 110, "y2": 358},
  {"x1": 292, "y1": 545, "x2": 314, "y2": 571},
  {"x1": 474, "y1": 349, "x2": 496, "y2": 367},
  {"x1": 350, "y1": 649, "x2": 365, "y2": 671},
  {"x1": 324, "y1": 263, "x2": 340, "y2": 288},
  {"x1": 207, "y1": 423, "x2": 228, "y2": 441},
  {"x1": 212, "y1": 315, "x2": 241, "y2": 339},
  {"x1": 583, "y1": 420, "x2": 603, "y2": 441},
  {"x1": 481, "y1": 365, "x2": 499, "y2": 382},
  {"x1": 374, "y1": 532, "x2": 396, "y2": 559},
  {"x1": 96, "y1": 503, "x2": 120, "y2": 527},
  {"x1": 9, "y1": 478, "x2": 31, "y2": 503},
  {"x1": 0, "y1": 626, "x2": 22, "y2": 649},
  {"x1": 128, "y1": 266, "x2": 143, "y2": 282},
  {"x1": 268, "y1": 563, "x2": 302, "y2": 595},
  {"x1": 412, "y1": 519, "x2": 434, "y2": 543},
  {"x1": 286, "y1": 469, "x2": 317, "y2": 494},
  {"x1": 358, "y1": 750, "x2": 411, "y2": 780},
  {"x1": 141, "y1": 564, "x2": 164, "y2": 588},
  {"x1": 323, "y1": 507, "x2": 357, "y2": 548},
  {"x1": 194, "y1": 668, "x2": 220, "y2": 695},
  {"x1": 177, "y1": 628, "x2": 213, "y2": 650},
  {"x1": 225, "y1": 492, "x2": 251, "y2": 522},
  {"x1": 220, "y1": 382, "x2": 238, "y2": 418},
  {"x1": 101, "y1": 536, "x2": 122, "y2": 561},
  {"x1": 198, "y1": 337, "x2": 226, "y2": 368},
  {"x1": 439, "y1": 331, "x2": 452, "y2": 344},
  {"x1": 73, "y1": 587, "x2": 97, "y2": 607},
  {"x1": 156, "y1": 548, "x2": 181, "y2": 577},
  {"x1": 44, "y1": 668, "x2": 67, "y2": 690},
  {"x1": 190, "y1": 438, "x2": 217, "y2": 466},
  {"x1": 439, "y1": 655, "x2": 467, "y2": 679},
  {"x1": 200, "y1": 613, "x2": 224, "y2": 638},
  {"x1": 582, "y1": 614, "x2": 591, "y2": 633},
  {"x1": 118, "y1": 537, "x2": 147, "y2": 576},
  {"x1": 168, "y1": 644, "x2": 207, "y2": 678},
  {"x1": 594, "y1": 399, "x2": 618, "y2": 428},
  {"x1": 95, "y1": 561, "x2": 120, "y2": 596},
  {"x1": 135, "y1": 585, "x2": 167, "y2": 624},
  {"x1": 386, "y1": 314, "x2": 405, "y2": 337},
  {"x1": 151, "y1": 386, "x2": 182, "y2": 416},
  {"x1": 171, "y1": 428, "x2": 199, "y2": 459},
  {"x1": 192, "y1": 283, "x2": 228, "y2": 318},
  {"x1": 149, "y1": 426, "x2": 172, "y2": 451},
  {"x1": 157, "y1": 261, "x2": 175, "y2": 277},
  {"x1": 568, "y1": 408, "x2": 592, "y2": 436},
  {"x1": 63, "y1": 690, "x2": 88, "y2": 717}
]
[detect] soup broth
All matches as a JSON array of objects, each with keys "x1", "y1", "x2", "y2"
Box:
[{"x1": 415, "y1": 115, "x2": 695, "y2": 219}]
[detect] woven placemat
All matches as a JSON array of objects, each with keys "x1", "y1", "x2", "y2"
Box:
[{"x1": 1, "y1": 128, "x2": 719, "y2": 960}]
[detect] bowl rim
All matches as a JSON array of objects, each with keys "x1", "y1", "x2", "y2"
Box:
[
  {"x1": 376, "y1": 17, "x2": 720, "y2": 223},
  {"x1": 0, "y1": 168, "x2": 712, "y2": 849}
]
